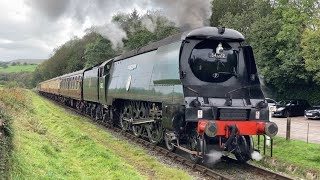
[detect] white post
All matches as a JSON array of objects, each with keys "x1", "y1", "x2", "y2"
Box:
[{"x1": 266, "y1": 106, "x2": 273, "y2": 146}]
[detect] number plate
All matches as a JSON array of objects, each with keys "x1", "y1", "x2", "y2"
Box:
[
  {"x1": 255, "y1": 111, "x2": 260, "y2": 119},
  {"x1": 306, "y1": 113, "x2": 312, "y2": 116},
  {"x1": 197, "y1": 110, "x2": 203, "y2": 119}
]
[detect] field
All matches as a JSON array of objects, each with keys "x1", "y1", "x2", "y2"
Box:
[
  {"x1": 0, "y1": 89, "x2": 192, "y2": 179},
  {"x1": 0, "y1": 64, "x2": 37, "y2": 73}
]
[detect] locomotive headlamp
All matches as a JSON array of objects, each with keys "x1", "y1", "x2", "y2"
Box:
[
  {"x1": 204, "y1": 121, "x2": 218, "y2": 137},
  {"x1": 218, "y1": 27, "x2": 225, "y2": 34},
  {"x1": 216, "y1": 43, "x2": 224, "y2": 54},
  {"x1": 264, "y1": 122, "x2": 278, "y2": 137}
]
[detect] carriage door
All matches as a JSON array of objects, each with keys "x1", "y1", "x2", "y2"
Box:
[{"x1": 98, "y1": 67, "x2": 105, "y2": 104}]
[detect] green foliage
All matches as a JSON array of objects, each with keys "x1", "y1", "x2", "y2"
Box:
[
  {"x1": 301, "y1": 21, "x2": 320, "y2": 83},
  {"x1": 0, "y1": 72, "x2": 33, "y2": 88},
  {"x1": 210, "y1": 0, "x2": 254, "y2": 27},
  {"x1": 0, "y1": 88, "x2": 29, "y2": 110},
  {"x1": 215, "y1": 0, "x2": 320, "y2": 102},
  {"x1": 113, "y1": 9, "x2": 179, "y2": 51},
  {"x1": 124, "y1": 29, "x2": 156, "y2": 50},
  {"x1": 84, "y1": 36, "x2": 116, "y2": 67}
]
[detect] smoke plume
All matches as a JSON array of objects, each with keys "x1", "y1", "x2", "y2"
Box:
[
  {"x1": 150, "y1": 0, "x2": 212, "y2": 30},
  {"x1": 26, "y1": 0, "x2": 212, "y2": 48},
  {"x1": 92, "y1": 23, "x2": 127, "y2": 49}
]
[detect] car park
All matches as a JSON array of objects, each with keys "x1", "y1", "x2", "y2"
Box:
[
  {"x1": 272, "y1": 99, "x2": 310, "y2": 117},
  {"x1": 304, "y1": 105, "x2": 320, "y2": 119}
]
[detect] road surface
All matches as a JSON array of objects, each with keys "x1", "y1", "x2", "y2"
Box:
[{"x1": 271, "y1": 116, "x2": 320, "y2": 144}]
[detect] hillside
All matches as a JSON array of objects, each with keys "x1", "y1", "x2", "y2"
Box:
[
  {"x1": 8, "y1": 59, "x2": 46, "y2": 64},
  {"x1": 0, "y1": 64, "x2": 37, "y2": 73}
]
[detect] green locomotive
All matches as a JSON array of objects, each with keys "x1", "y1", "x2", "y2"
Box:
[{"x1": 38, "y1": 26, "x2": 278, "y2": 163}]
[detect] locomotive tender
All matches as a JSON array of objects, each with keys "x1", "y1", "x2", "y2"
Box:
[{"x1": 38, "y1": 26, "x2": 278, "y2": 163}]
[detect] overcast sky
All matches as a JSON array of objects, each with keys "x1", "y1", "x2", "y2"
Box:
[
  {"x1": 0, "y1": 0, "x2": 152, "y2": 61},
  {"x1": 0, "y1": 0, "x2": 211, "y2": 61}
]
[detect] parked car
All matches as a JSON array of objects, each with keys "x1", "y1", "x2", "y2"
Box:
[
  {"x1": 272, "y1": 99, "x2": 310, "y2": 117},
  {"x1": 304, "y1": 105, "x2": 320, "y2": 119},
  {"x1": 265, "y1": 98, "x2": 277, "y2": 112}
]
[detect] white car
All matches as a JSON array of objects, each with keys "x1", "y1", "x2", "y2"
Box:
[{"x1": 265, "y1": 98, "x2": 277, "y2": 112}]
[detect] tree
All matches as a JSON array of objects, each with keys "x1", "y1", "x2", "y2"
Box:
[
  {"x1": 84, "y1": 36, "x2": 116, "y2": 67},
  {"x1": 210, "y1": 0, "x2": 254, "y2": 27},
  {"x1": 113, "y1": 10, "x2": 178, "y2": 51},
  {"x1": 218, "y1": 0, "x2": 273, "y2": 44},
  {"x1": 301, "y1": 21, "x2": 320, "y2": 83}
]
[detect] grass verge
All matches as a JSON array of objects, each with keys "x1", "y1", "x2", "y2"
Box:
[
  {"x1": 0, "y1": 107, "x2": 12, "y2": 179},
  {"x1": 5, "y1": 89, "x2": 192, "y2": 180},
  {"x1": 254, "y1": 136, "x2": 320, "y2": 179}
]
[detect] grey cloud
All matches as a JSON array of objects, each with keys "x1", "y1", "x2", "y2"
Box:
[
  {"x1": 1, "y1": 0, "x2": 212, "y2": 61},
  {"x1": 26, "y1": 0, "x2": 71, "y2": 20}
]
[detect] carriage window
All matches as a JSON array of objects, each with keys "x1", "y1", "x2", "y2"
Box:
[
  {"x1": 104, "y1": 63, "x2": 112, "y2": 75},
  {"x1": 75, "y1": 77, "x2": 78, "y2": 89},
  {"x1": 72, "y1": 77, "x2": 75, "y2": 89}
]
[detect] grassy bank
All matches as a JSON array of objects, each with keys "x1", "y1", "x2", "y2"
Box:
[
  {"x1": 254, "y1": 136, "x2": 320, "y2": 179},
  {"x1": 0, "y1": 64, "x2": 37, "y2": 73},
  {"x1": 4, "y1": 89, "x2": 191, "y2": 179},
  {"x1": 0, "y1": 107, "x2": 12, "y2": 179}
]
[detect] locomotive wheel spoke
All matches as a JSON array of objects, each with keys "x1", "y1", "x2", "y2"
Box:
[
  {"x1": 132, "y1": 125, "x2": 143, "y2": 137},
  {"x1": 164, "y1": 132, "x2": 177, "y2": 152},
  {"x1": 147, "y1": 122, "x2": 163, "y2": 145},
  {"x1": 188, "y1": 130, "x2": 205, "y2": 163},
  {"x1": 120, "y1": 114, "x2": 129, "y2": 131},
  {"x1": 120, "y1": 104, "x2": 132, "y2": 131}
]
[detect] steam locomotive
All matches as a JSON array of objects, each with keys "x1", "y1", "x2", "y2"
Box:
[{"x1": 38, "y1": 26, "x2": 278, "y2": 163}]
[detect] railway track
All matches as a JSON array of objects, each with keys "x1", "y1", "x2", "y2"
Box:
[{"x1": 43, "y1": 95, "x2": 295, "y2": 180}]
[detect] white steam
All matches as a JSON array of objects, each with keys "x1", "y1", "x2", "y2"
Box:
[
  {"x1": 141, "y1": 16, "x2": 156, "y2": 32},
  {"x1": 92, "y1": 22, "x2": 127, "y2": 49},
  {"x1": 205, "y1": 150, "x2": 223, "y2": 164},
  {"x1": 251, "y1": 151, "x2": 263, "y2": 161}
]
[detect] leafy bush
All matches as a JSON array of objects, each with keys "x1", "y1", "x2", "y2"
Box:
[
  {"x1": 276, "y1": 84, "x2": 320, "y2": 105},
  {"x1": 0, "y1": 88, "x2": 29, "y2": 110}
]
